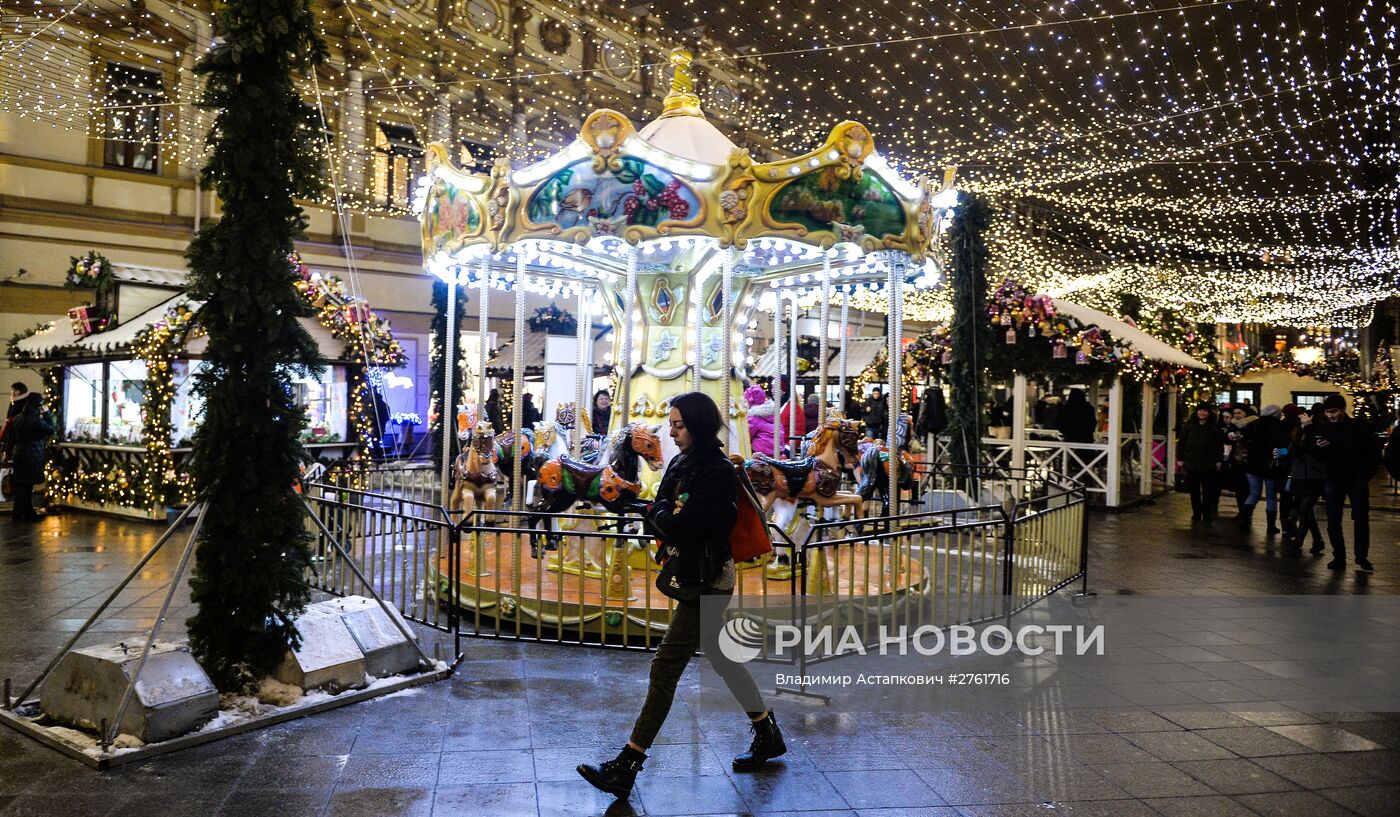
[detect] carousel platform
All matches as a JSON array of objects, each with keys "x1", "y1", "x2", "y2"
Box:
[{"x1": 431, "y1": 524, "x2": 929, "y2": 643}]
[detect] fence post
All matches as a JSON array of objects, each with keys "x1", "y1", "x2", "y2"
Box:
[
  {"x1": 1001, "y1": 499, "x2": 1016, "y2": 626},
  {"x1": 1076, "y1": 484, "x2": 1095, "y2": 598}
]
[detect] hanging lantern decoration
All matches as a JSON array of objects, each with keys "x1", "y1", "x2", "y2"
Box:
[{"x1": 1005, "y1": 327, "x2": 1017, "y2": 345}]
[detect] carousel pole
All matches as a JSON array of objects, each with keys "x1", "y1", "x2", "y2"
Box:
[
  {"x1": 838, "y1": 290, "x2": 850, "y2": 404},
  {"x1": 887, "y1": 259, "x2": 902, "y2": 510},
  {"x1": 440, "y1": 268, "x2": 458, "y2": 508},
  {"x1": 619, "y1": 244, "x2": 638, "y2": 426},
  {"x1": 511, "y1": 255, "x2": 527, "y2": 518},
  {"x1": 772, "y1": 289, "x2": 785, "y2": 457},
  {"x1": 788, "y1": 293, "x2": 799, "y2": 451},
  {"x1": 574, "y1": 281, "x2": 589, "y2": 457},
  {"x1": 721, "y1": 246, "x2": 737, "y2": 440},
  {"x1": 818, "y1": 251, "x2": 832, "y2": 426},
  {"x1": 691, "y1": 264, "x2": 704, "y2": 393},
  {"x1": 476, "y1": 258, "x2": 489, "y2": 412}
]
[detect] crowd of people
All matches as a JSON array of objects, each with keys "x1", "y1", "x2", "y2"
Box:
[{"x1": 1178, "y1": 395, "x2": 1400, "y2": 572}]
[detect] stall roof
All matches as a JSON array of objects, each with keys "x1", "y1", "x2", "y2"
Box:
[
  {"x1": 16, "y1": 297, "x2": 351, "y2": 364},
  {"x1": 751, "y1": 336, "x2": 886, "y2": 379},
  {"x1": 1051, "y1": 299, "x2": 1213, "y2": 370},
  {"x1": 486, "y1": 332, "x2": 613, "y2": 375}
]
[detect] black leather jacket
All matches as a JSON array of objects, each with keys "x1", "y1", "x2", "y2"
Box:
[{"x1": 646, "y1": 439, "x2": 736, "y2": 587}]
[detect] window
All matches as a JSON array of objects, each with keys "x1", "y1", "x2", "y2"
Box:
[
  {"x1": 1215, "y1": 385, "x2": 1261, "y2": 407},
  {"x1": 1292, "y1": 391, "x2": 1340, "y2": 411},
  {"x1": 102, "y1": 63, "x2": 164, "y2": 172},
  {"x1": 373, "y1": 122, "x2": 423, "y2": 210}
]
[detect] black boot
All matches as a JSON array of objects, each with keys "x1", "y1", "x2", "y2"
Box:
[
  {"x1": 1265, "y1": 510, "x2": 1279, "y2": 535},
  {"x1": 733, "y1": 711, "x2": 787, "y2": 771},
  {"x1": 578, "y1": 746, "x2": 646, "y2": 798},
  {"x1": 1237, "y1": 504, "x2": 1256, "y2": 528}
]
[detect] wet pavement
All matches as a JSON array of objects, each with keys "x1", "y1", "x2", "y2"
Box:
[{"x1": 1, "y1": 485, "x2": 1398, "y2": 817}]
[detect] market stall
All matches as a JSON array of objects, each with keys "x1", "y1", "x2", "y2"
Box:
[{"x1": 9, "y1": 258, "x2": 404, "y2": 519}]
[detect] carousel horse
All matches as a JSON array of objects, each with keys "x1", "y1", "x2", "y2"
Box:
[
  {"x1": 553, "y1": 402, "x2": 608, "y2": 464},
  {"x1": 494, "y1": 427, "x2": 535, "y2": 505},
  {"x1": 449, "y1": 422, "x2": 501, "y2": 520},
  {"x1": 855, "y1": 440, "x2": 916, "y2": 512},
  {"x1": 743, "y1": 417, "x2": 864, "y2": 579},
  {"x1": 527, "y1": 422, "x2": 665, "y2": 567}
]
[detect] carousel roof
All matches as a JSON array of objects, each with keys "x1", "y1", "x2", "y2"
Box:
[{"x1": 751, "y1": 335, "x2": 886, "y2": 380}]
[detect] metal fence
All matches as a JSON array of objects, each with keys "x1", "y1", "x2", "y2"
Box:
[{"x1": 301, "y1": 461, "x2": 1087, "y2": 660}]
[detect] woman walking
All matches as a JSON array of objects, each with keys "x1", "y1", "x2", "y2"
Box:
[
  {"x1": 9, "y1": 392, "x2": 54, "y2": 521},
  {"x1": 578, "y1": 391, "x2": 784, "y2": 799},
  {"x1": 1177, "y1": 403, "x2": 1225, "y2": 521},
  {"x1": 1285, "y1": 408, "x2": 1327, "y2": 555}
]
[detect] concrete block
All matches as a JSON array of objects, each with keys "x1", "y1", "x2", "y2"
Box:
[
  {"x1": 39, "y1": 640, "x2": 218, "y2": 743},
  {"x1": 320, "y1": 596, "x2": 422, "y2": 678},
  {"x1": 275, "y1": 609, "x2": 367, "y2": 693}
]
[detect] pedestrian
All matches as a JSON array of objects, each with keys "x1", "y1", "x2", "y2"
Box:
[
  {"x1": 1225, "y1": 404, "x2": 1258, "y2": 519},
  {"x1": 1383, "y1": 419, "x2": 1400, "y2": 484},
  {"x1": 578, "y1": 391, "x2": 783, "y2": 799},
  {"x1": 1240, "y1": 404, "x2": 1288, "y2": 532},
  {"x1": 1285, "y1": 407, "x2": 1327, "y2": 555},
  {"x1": 1, "y1": 381, "x2": 29, "y2": 462},
  {"x1": 1177, "y1": 402, "x2": 1225, "y2": 521},
  {"x1": 9, "y1": 392, "x2": 55, "y2": 522},
  {"x1": 483, "y1": 388, "x2": 503, "y2": 433},
  {"x1": 1057, "y1": 388, "x2": 1097, "y2": 444},
  {"x1": 520, "y1": 392, "x2": 542, "y2": 429},
  {"x1": 863, "y1": 386, "x2": 888, "y2": 441},
  {"x1": 1276, "y1": 403, "x2": 1301, "y2": 538},
  {"x1": 591, "y1": 389, "x2": 612, "y2": 435},
  {"x1": 1315, "y1": 394, "x2": 1380, "y2": 570},
  {"x1": 803, "y1": 392, "x2": 821, "y2": 433},
  {"x1": 843, "y1": 390, "x2": 862, "y2": 424}
]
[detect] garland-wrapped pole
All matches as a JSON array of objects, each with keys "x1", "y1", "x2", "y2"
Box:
[
  {"x1": 788, "y1": 295, "x2": 799, "y2": 452},
  {"x1": 692, "y1": 265, "x2": 705, "y2": 393},
  {"x1": 887, "y1": 259, "x2": 901, "y2": 507},
  {"x1": 511, "y1": 256, "x2": 527, "y2": 515},
  {"x1": 947, "y1": 193, "x2": 990, "y2": 471},
  {"x1": 838, "y1": 290, "x2": 850, "y2": 402},
  {"x1": 182, "y1": 0, "x2": 329, "y2": 690}
]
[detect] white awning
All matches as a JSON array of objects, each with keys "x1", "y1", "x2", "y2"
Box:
[
  {"x1": 750, "y1": 335, "x2": 886, "y2": 379},
  {"x1": 487, "y1": 332, "x2": 613, "y2": 374},
  {"x1": 1051, "y1": 299, "x2": 1213, "y2": 370}
]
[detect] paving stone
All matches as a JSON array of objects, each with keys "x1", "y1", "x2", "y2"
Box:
[
  {"x1": 431, "y1": 783, "x2": 538, "y2": 817},
  {"x1": 1267, "y1": 723, "x2": 1387, "y2": 752},
  {"x1": 1142, "y1": 795, "x2": 1260, "y2": 817},
  {"x1": 1195, "y1": 726, "x2": 1314, "y2": 757},
  {"x1": 1317, "y1": 784, "x2": 1400, "y2": 817},
  {"x1": 1170, "y1": 758, "x2": 1297, "y2": 795},
  {"x1": 1232, "y1": 790, "x2": 1359, "y2": 817},
  {"x1": 326, "y1": 785, "x2": 433, "y2": 817},
  {"x1": 1090, "y1": 761, "x2": 1214, "y2": 798}
]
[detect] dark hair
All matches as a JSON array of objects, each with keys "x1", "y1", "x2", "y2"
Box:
[
  {"x1": 1232, "y1": 403, "x2": 1257, "y2": 417},
  {"x1": 593, "y1": 389, "x2": 609, "y2": 407},
  {"x1": 669, "y1": 391, "x2": 723, "y2": 445},
  {"x1": 10, "y1": 382, "x2": 27, "y2": 395}
]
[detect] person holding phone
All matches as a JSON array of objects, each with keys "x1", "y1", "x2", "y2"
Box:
[
  {"x1": 1314, "y1": 394, "x2": 1380, "y2": 570},
  {"x1": 577, "y1": 391, "x2": 784, "y2": 800}
]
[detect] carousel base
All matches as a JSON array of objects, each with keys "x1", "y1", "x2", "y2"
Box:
[{"x1": 431, "y1": 531, "x2": 928, "y2": 643}]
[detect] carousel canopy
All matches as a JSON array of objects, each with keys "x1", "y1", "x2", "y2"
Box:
[
  {"x1": 751, "y1": 336, "x2": 886, "y2": 380},
  {"x1": 415, "y1": 49, "x2": 952, "y2": 311}
]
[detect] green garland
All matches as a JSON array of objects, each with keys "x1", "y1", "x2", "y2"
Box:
[
  {"x1": 429, "y1": 279, "x2": 467, "y2": 473},
  {"x1": 946, "y1": 192, "x2": 990, "y2": 468},
  {"x1": 182, "y1": 0, "x2": 329, "y2": 692}
]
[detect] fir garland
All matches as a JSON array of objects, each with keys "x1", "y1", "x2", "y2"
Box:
[
  {"x1": 429, "y1": 279, "x2": 467, "y2": 473},
  {"x1": 946, "y1": 192, "x2": 990, "y2": 468},
  {"x1": 182, "y1": 0, "x2": 329, "y2": 691}
]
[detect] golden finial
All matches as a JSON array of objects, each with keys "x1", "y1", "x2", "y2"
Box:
[{"x1": 661, "y1": 48, "x2": 704, "y2": 118}]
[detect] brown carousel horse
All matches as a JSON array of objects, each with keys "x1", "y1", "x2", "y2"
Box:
[
  {"x1": 449, "y1": 422, "x2": 501, "y2": 521},
  {"x1": 743, "y1": 417, "x2": 864, "y2": 580}
]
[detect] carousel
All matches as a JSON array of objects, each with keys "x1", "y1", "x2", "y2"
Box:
[{"x1": 416, "y1": 50, "x2": 953, "y2": 638}]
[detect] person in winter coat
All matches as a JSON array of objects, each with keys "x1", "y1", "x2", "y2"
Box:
[
  {"x1": 1177, "y1": 403, "x2": 1226, "y2": 521},
  {"x1": 916, "y1": 386, "x2": 948, "y2": 438},
  {"x1": 591, "y1": 389, "x2": 612, "y2": 436},
  {"x1": 803, "y1": 393, "x2": 821, "y2": 435},
  {"x1": 1239, "y1": 404, "x2": 1289, "y2": 531},
  {"x1": 1057, "y1": 388, "x2": 1098, "y2": 444},
  {"x1": 1225, "y1": 404, "x2": 1259, "y2": 518},
  {"x1": 1384, "y1": 421, "x2": 1400, "y2": 484},
  {"x1": 1, "y1": 381, "x2": 29, "y2": 462},
  {"x1": 863, "y1": 387, "x2": 889, "y2": 441},
  {"x1": 483, "y1": 389, "x2": 503, "y2": 433},
  {"x1": 578, "y1": 392, "x2": 783, "y2": 799},
  {"x1": 520, "y1": 392, "x2": 543, "y2": 429},
  {"x1": 1285, "y1": 408, "x2": 1327, "y2": 555},
  {"x1": 1276, "y1": 404, "x2": 1302, "y2": 538},
  {"x1": 745, "y1": 385, "x2": 782, "y2": 456},
  {"x1": 779, "y1": 392, "x2": 805, "y2": 452},
  {"x1": 9, "y1": 392, "x2": 55, "y2": 521},
  {"x1": 1315, "y1": 394, "x2": 1380, "y2": 570}
]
